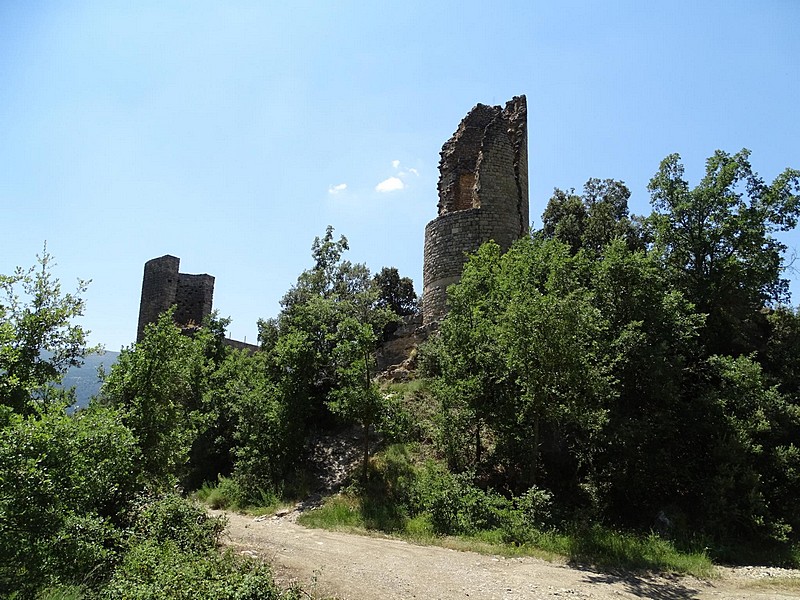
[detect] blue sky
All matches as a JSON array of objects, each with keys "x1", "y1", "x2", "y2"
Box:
[{"x1": 2, "y1": 1, "x2": 798, "y2": 350}]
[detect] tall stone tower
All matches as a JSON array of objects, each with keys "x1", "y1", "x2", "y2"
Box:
[
  {"x1": 422, "y1": 95, "x2": 529, "y2": 324},
  {"x1": 136, "y1": 255, "x2": 215, "y2": 342}
]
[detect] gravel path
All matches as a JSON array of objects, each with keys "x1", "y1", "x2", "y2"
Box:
[{"x1": 215, "y1": 510, "x2": 800, "y2": 600}]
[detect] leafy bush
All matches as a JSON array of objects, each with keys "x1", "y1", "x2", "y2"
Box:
[
  {"x1": 500, "y1": 486, "x2": 554, "y2": 545},
  {"x1": 0, "y1": 404, "x2": 140, "y2": 596},
  {"x1": 413, "y1": 465, "x2": 509, "y2": 535},
  {"x1": 195, "y1": 475, "x2": 244, "y2": 510},
  {"x1": 378, "y1": 392, "x2": 417, "y2": 442},
  {"x1": 132, "y1": 494, "x2": 224, "y2": 554},
  {"x1": 103, "y1": 540, "x2": 300, "y2": 600}
]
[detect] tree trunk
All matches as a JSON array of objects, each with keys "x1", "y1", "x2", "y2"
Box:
[
  {"x1": 531, "y1": 414, "x2": 540, "y2": 486},
  {"x1": 363, "y1": 350, "x2": 371, "y2": 481},
  {"x1": 363, "y1": 421, "x2": 370, "y2": 482},
  {"x1": 475, "y1": 417, "x2": 482, "y2": 466}
]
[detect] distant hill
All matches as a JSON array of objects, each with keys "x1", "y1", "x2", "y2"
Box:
[{"x1": 60, "y1": 351, "x2": 120, "y2": 409}]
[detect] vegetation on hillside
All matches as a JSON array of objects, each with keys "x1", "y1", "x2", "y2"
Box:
[
  {"x1": 418, "y1": 150, "x2": 800, "y2": 563},
  {"x1": 0, "y1": 250, "x2": 302, "y2": 599},
  {"x1": 1, "y1": 149, "x2": 799, "y2": 597}
]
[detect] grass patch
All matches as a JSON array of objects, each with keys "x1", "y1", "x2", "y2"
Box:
[
  {"x1": 568, "y1": 524, "x2": 715, "y2": 578},
  {"x1": 36, "y1": 586, "x2": 87, "y2": 600},
  {"x1": 296, "y1": 445, "x2": 715, "y2": 578},
  {"x1": 298, "y1": 492, "x2": 713, "y2": 578},
  {"x1": 298, "y1": 495, "x2": 364, "y2": 531},
  {"x1": 194, "y1": 475, "x2": 298, "y2": 516}
]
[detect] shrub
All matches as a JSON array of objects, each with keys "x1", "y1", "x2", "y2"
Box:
[
  {"x1": 413, "y1": 465, "x2": 509, "y2": 535},
  {"x1": 195, "y1": 475, "x2": 244, "y2": 510},
  {"x1": 501, "y1": 486, "x2": 554, "y2": 545},
  {"x1": 103, "y1": 540, "x2": 300, "y2": 600},
  {"x1": 133, "y1": 494, "x2": 224, "y2": 554},
  {"x1": 0, "y1": 404, "x2": 140, "y2": 596}
]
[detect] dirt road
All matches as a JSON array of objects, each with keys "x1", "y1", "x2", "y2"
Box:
[{"x1": 217, "y1": 511, "x2": 800, "y2": 600}]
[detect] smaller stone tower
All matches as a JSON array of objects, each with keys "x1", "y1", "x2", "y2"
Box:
[
  {"x1": 422, "y1": 95, "x2": 529, "y2": 324},
  {"x1": 136, "y1": 255, "x2": 215, "y2": 342}
]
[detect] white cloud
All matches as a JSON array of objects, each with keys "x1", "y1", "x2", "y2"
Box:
[
  {"x1": 328, "y1": 183, "x2": 347, "y2": 194},
  {"x1": 398, "y1": 168, "x2": 419, "y2": 179},
  {"x1": 391, "y1": 159, "x2": 400, "y2": 169},
  {"x1": 375, "y1": 176, "x2": 404, "y2": 193}
]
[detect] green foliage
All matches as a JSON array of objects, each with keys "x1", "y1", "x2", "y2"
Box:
[
  {"x1": 567, "y1": 524, "x2": 714, "y2": 576},
  {"x1": 0, "y1": 252, "x2": 301, "y2": 599},
  {"x1": 252, "y1": 227, "x2": 405, "y2": 485},
  {"x1": 230, "y1": 368, "x2": 304, "y2": 504},
  {"x1": 37, "y1": 586, "x2": 88, "y2": 600},
  {"x1": 104, "y1": 495, "x2": 298, "y2": 600},
  {"x1": 260, "y1": 226, "x2": 400, "y2": 433},
  {"x1": 0, "y1": 246, "x2": 97, "y2": 415},
  {"x1": 418, "y1": 468, "x2": 508, "y2": 536},
  {"x1": 103, "y1": 540, "x2": 299, "y2": 600},
  {"x1": 194, "y1": 476, "x2": 242, "y2": 510},
  {"x1": 698, "y1": 354, "x2": 800, "y2": 545},
  {"x1": 500, "y1": 487, "x2": 555, "y2": 545},
  {"x1": 373, "y1": 266, "x2": 417, "y2": 340},
  {"x1": 422, "y1": 149, "x2": 800, "y2": 556},
  {"x1": 132, "y1": 494, "x2": 224, "y2": 554},
  {"x1": 328, "y1": 316, "x2": 393, "y2": 480},
  {"x1": 764, "y1": 306, "x2": 800, "y2": 395},
  {"x1": 428, "y1": 237, "x2": 611, "y2": 492},
  {"x1": 539, "y1": 179, "x2": 643, "y2": 255},
  {"x1": 0, "y1": 403, "x2": 140, "y2": 596},
  {"x1": 373, "y1": 267, "x2": 418, "y2": 317},
  {"x1": 101, "y1": 310, "x2": 200, "y2": 488},
  {"x1": 647, "y1": 149, "x2": 800, "y2": 355}
]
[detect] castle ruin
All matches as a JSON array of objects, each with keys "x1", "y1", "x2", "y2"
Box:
[
  {"x1": 136, "y1": 96, "x2": 528, "y2": 342},
  {"x1": 422, "y1": 95, "x2": 529, "y2": 324},
  {"x1": 136, "y1": 255, "x2": 215, "y2": 342}
]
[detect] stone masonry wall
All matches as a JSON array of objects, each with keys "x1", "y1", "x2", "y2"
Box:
[
  {"x1": 137, "y1": 255, "x2": 181, "y2": 342},
  {"x1": 422, "y1": 96, "x2": 529, "y2": 324},
  {"x1": 136, "y1": 255, "x2": 259, "y2": 352},
  {"x1": 136, "y1": 255, "x2": 215, "y2": 342},
  {"x1": 175, "y1": 273, "x2": 215, "y2": 329}
]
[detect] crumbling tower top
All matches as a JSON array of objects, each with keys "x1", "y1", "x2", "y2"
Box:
[{"x1": 422, "y1": 95, "x2": 529, "y2": 324}]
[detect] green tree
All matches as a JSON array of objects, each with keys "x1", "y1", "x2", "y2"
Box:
[
  {"x1": 102, "y1": 309, "x2": 200, "y2": 488},
  {"x1": 763, "y1": 307, "x2": 800, "y2": 396},
  {"x1": 540, "y1": 188, "x2": 586, "y2": 253},
  {"x1": 496, "y1": 238, "x2": 611, "y2": 487},
  {"x1": 259, "y1": 226, "x2": 402, "y2": 428},
  {"x1": 0, "y1": 246, "x2": 96, "y2": 415},
  {"x1": 428, "y1": 238, "x2": 611, "y2": 495},
  {"x1": 647, "y1": 149, "x2": 800, "y2": 354},
  {"x1": 540, "y1": 179, "x2": 642, "y2": 256},
  {"x1": 697, "y1": 354, "x2": 800, "y2": 546},
  {"x1": 430, "y1": 241, "x2": 511, "y2": 471},
  {"x1": 328, "y1": 315, "x2": 392, "y2": 480},
  {"x1": 589, "y1": 238, "x2": 705, "y2": 526},
  {"x1": 373, "y1": 266, "x2": 418, "y2": 317},
  {"x1": 229, "y1": 346, "x2": 306, "y2": 501}
]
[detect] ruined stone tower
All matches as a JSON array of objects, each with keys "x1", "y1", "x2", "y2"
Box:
[
  {"x1": 136, "y1": 255, "x2": 215, "y2": 342},
  {"x1": 422, "y1": 95, "x2": 529, "y2": 324}
]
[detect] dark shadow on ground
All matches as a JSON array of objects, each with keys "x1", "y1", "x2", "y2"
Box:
[{"x1": 574, "y1": 564, "x2": 709, "y2": 600}]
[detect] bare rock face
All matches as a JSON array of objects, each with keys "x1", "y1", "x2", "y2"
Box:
[
  {"x1": 422, "y1": 96, "x2": 529, "y2": 325},
  {"x1": 375, "y1": 313, "x2": 424, "y2": 376}
]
